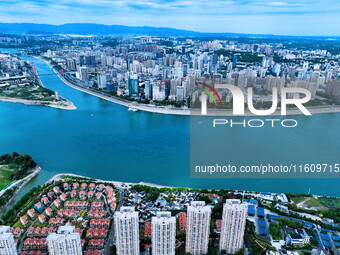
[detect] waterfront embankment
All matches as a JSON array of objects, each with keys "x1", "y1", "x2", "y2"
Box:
[
  {"x1": 47, "y1": 173, "x2": 174, "y2": 190},
  {"x1": 0, "y1": 166, "x2": 41, "y2": 211},
  {"x1": 0, "y1": 96, "x2": 76, "y2": 110},
  {"x1": 39, "y1": 55, "x2": 340, "y2": 116},
  {"x1": 0, "y1": 61, "x2": 76, "y2": 110},
  {"x1": 46, "y1": 173, "x2": 340, "y2": 198},
  {"x1": 37, "y1": 56, "x2": 190, "y2": 115}
]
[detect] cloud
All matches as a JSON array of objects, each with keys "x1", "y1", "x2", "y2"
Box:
[
  {"x1": 0, "y1": 0, "x2": 339, "y2": 35},
  {"x1": 267, "y1": 1, "x2": 288, "y2": 6}
]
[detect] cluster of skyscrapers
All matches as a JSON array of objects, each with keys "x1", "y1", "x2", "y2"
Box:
[
  {"x1": 113, "y1": 199, "x2": 247, "y2": 255},
  {"x1": 1, "y1": 199, "x2": 248, "y2": 255},
  {"x1": 37, "y1": 35, "x2": 340, "y2": 105}
]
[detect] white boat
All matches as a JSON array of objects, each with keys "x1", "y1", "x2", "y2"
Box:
[{"x1": 128, "y1": 106, "x2": 138, "y2": 112}]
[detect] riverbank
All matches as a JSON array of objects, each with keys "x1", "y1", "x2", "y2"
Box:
[
  {"x1": 37, "y1": 56, "x2": 190, "y2": 115},
  {"x1": 34, "y1": 68, "x2": 76, "y2": 110},
  {"x1": 47, "y1": 173, "x2": 175, "y2": 190},
  {"x1": 0, "y1": 96, "x2": 76, "y2": 110},
  {"x1": 45, "y1": 173, "x2": 340, "y2": 199},
  {"x1": 38, "y1": 56, "x2": 340, "y2": 116},
  {"x1": 0, "y1": 166, "x2": 41, "y2": 211},
  {"x1": 0, "y1": 57, "x2": 76, "y2": 110}
]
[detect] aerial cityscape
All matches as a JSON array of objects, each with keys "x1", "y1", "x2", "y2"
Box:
[
  {"x1": 1, "y1": 0, "x2": 340, "y2": 255},
  {"x1": 0, "y1": 156, "x2": 339, "y2": 255},
  {"x1": 1, "y1": 33, "x2": 340, "y2": 115}
]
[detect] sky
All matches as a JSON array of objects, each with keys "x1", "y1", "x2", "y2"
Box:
[{"x1": 0, "y1": 0, "x2": 339, "y2": 36}]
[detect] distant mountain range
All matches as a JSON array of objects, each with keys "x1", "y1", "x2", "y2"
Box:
[{"x1": 0, "y1": 23, "x2": 338, "y2": 39}]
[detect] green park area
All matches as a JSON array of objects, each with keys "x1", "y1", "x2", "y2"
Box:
[
  {"x1": 0, "y1": 81, "x2": 57, "y2": 101},
  {"x1": 0, "y1": 152, "x2": 37, "y2": 190},
  {"x1": 0, "y1": 163, "x2": 19, "y2": 190},
  {"x1": 288, "y1": 193, "x2": 340, "y2": 210}
]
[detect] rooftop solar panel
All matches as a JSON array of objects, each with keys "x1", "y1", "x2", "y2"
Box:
[
  {"x1": 323, "y1": 240, "x2": 333, "y2": 248},
  {"x1": 257, "y1": 207, "x2": 265, "y2": 217},
  {"x1": 248, "y1": 205, "x2": 255, "y2": 215},
  {"x1": 258, "y1": 219, "x2": 266, "y2": 228},
  {"x1": 321, "y1": 233, "x2": 330, "y2": 241},
  {"x1": 268, "y1": 214, "x2": 279, "y2": 220},
  {"x1": 250, "y1": 199, "x2": 258, "y2": 205},
  {"x1": 259, "y1": 227, "x2": 267, "y2": 235},
  {"x1": 332, "y1": 235, "x2": 340, "y2": 241},
  {"x1": 314, "y1": 231, "x2": 323, "y2": 249}
]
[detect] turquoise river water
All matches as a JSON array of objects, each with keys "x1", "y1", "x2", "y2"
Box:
[{"x1": 0, "y1": 54, "x2": 339, "y2": 202}]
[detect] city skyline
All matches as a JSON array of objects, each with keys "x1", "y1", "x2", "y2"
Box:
[{"x1": 0, "y1": 0, "x2": 340, "y2": 36}]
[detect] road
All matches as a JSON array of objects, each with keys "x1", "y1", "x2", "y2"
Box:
[
  {"x1": 18, "y1": 217, "x2": 39, "y2": 252},
  {"x1": 18, "y1": 201, "x2": 53, "y2": 253},
  {"x1": 104, "y1": 187, "x2": 125, "y2": 255}
]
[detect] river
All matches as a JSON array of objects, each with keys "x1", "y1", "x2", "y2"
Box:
[{"x1": 0, "y1": 54, "x2": 339, "y2": 203}]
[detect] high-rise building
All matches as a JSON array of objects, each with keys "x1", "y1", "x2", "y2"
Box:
[
  {"x1": 219, "y1": 199, "x2": 247, "y2": 254},
  {"x1": 144, "y1": 81, "x2": 152, "y2": 99},
  {"x1": 106, "y1": 83, "x2": 115, "y2": 92},
  {"x1": 272, "y1": 63, "x2": 281, "y2": 76},
  {"x1": 80, "y1": 55, "x2": 96, "y2": 67},
  {"x1": 176, "y1": 86, "x2": 184, "y2": 101},
  {"x1": 114, "y1": 207, "x2": 140, "y2": 255},
  {"x1": 232, "y1": 55, "x2": 238, "y2": 68},
  {"x1": 0, "y1": 226, "x2": 18, "y2": 255},
  {"x1": 183, "y1": 64, "x2": 188, "y2": 77},
  {"x1": 79, "y1": 56, "x2": 86, "y2": 66},
  {"x1": 128, "y1": 74, "x2": 139, "y2": 98},
  {"x1": 152, "y1": 83, "x2": 166, "y2": 101},
  {"x1": 186, "y1": 201, "x2": 211, "y2": 255},
  {"x1": 66, "y1": 59, "x2": 77, "y2": 70},
  {"x1": 79, "y1": 67, "x2": 89, "y2": 81},
  {"x1": 46, "y1": 224, "x2": 82, "y2": 255},
  {"x1": 151, "y1": 211, "x2": 176, "y2": 255},
  {"x1": 97, "y1": 74, "x2": 107, "y2": 89}
]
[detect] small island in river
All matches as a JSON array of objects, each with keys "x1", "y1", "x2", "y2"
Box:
[{"x1": 0, "y1": 53, "x2": 75, "y2": 110}]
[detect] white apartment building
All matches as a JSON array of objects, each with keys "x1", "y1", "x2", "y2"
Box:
[
  {"x1": 97, "y1": 73, "x2": 107, "y2": 89},
  {"x1": 151, "y1": 211, "x2": 176, "y2": 255},
  {"x1": 0, "y1": 226, "x2": 18, "y2": 255},
  {"x1": 46, "y1": 224, "x2": 82, "y2": 255},
  {"x1": 152, "y1": 83, "x2": 166, "y2": 101},
  {"x1": 114, "y1": 206, "x2": 140, "y2": 255},
  {"x1": 186, "y1": 201, "x2": 211, "y2": 255},
  {"x1": 219, "y1": 199, "x2": 247, "y2": 254},
  {"x1": 78, "y1": 66, "x2": 89, "y2": 81}
]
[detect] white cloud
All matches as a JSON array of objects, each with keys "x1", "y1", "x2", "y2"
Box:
[
  {"x1": 0, "y1": 0, "x2": 339, "y2": 35},
  {"x1": 267, "y1": 2, "x2": 288, "y2": 6}
]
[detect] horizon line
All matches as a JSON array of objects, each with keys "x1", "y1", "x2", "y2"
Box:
[{"x1": 0, "y1": 22, "x2": 340, "y2": 38}]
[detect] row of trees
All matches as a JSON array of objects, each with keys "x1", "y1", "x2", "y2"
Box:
[
  {"x1": 1, "y1": 186, "x2": 40, "y2": 225},
  {"x1": 0, "y1": 185, "x2": 17, "y2": 208},
  {"x1": 266, "y1": 203, "x2": 340, "y2": 232},
  {"x1": 269, "y1": 222, "x2": 282, "y2": 240}
]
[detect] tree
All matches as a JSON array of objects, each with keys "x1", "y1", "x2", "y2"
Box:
[
  {"x1": 269, "y1": 222, "x2": 282, "y2": 240},
  {"x1": 199, "y1": 195, "x2": 212, "y2": 204},
  {"x1": 236, "y1": 248, "x2": 245, "y2": 255},
  {"x1": 310, "y1": 237, "x2": 318, "y2": 247},
  {"x1": 109, "y1": 245, "x2": 116, "y2": 255}
]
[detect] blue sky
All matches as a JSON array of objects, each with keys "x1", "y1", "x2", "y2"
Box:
[{"x1": 0, "y1": 0, "x2": 339, "y2": 36}]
